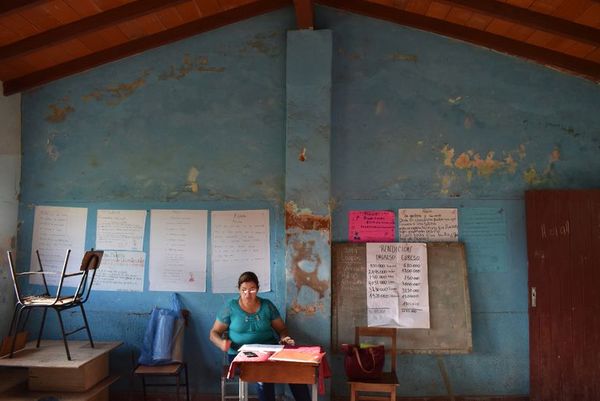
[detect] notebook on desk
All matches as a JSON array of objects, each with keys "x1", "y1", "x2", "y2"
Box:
[{"x1": 268, "y1": 348, "x2": 324, "y2": 364}]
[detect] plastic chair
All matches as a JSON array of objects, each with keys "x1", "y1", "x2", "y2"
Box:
[
  {"x1": 348, "y1": 326, "x2": 399, "y2": 401},
  {"x1": 133, "y1": 309, "x2": 190, "y2": 401},
  {"x1": 6, "y1": 249, "x2": 104, "y2": 360}
]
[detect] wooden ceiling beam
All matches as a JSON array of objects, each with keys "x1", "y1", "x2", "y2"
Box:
[
  {"x1": 293, "y1": 0, "x2": 315, "y2": 29},
  {"x1": 3, "y1": 0, "x2": 292, "y2": 95},
  {"x1": 317, "y1": 0, "x2": 600, "y2": 82},
  {"x1": 0, "y1": 0, "x2": 46, "y2": 16},
  {"x1": 435, "y1": 0, "x2": 600, "y2": 46},
  {"x1": 0, "y1": 0, "x2": 188, "y2": 63}
]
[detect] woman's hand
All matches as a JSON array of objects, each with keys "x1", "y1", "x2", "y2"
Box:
[
  {"x1": 222, "y1": 339, "x2": 232, "y2": 352},
  {"x1": 279, "y1": 336, "x2": 295, "y2": 346}
]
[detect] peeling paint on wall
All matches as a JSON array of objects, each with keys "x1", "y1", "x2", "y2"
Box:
[
  {"x1": 45, "y1": 100, "x2": 74, "y2": 123},
  {"x1": 441, "y1": 144, "x2": 521, "y2": 180},
  {"x1": 285, "y1": 201, "x2": 330, "y2": 230},
  {"x1": 285, "y1": 200, "x2": 331, "y2": 316},
  {"x1": 298, "y1": 147, "x2": 306, "y2": 162},
  {"x1": 158, "y1": 54, "x2": 225, "y2": 80},
  {"x1": 375, "y1": 100, "x2": 385, "y2": 115},
  {"x1": 46, "y1": 134, "x2": 60, "y2": 161},
  {"x1": 241, "y1": 32, "x2": 280, "y2": 57},
  {"x1": 82, "y1": 70, "x2": 150, "y2": 105},
  {"x1": 441, "y1": 144, "x2": 562, "y2": 190},
  {"x1": 338, "y1": 48, "x2": 362, "y2": 60},
  {"x1": 523, "y1": 146, "x2": 561, "y2": 185},
  {"x1": 185, "y1": 166, "x2": 200, "y2": 193},
  {"x1": 386, "y1": 52, "x2": 417, "y2": 62}
]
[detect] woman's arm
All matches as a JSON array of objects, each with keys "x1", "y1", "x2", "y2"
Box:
[
  {"x1": 209, "y1": 320, "x2": 232, "y2": 352},
  {"x1": 271, "y1": 317, "x2": 294, "y2": 345}
]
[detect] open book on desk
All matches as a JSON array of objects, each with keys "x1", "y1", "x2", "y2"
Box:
[
  {"x1": 238, "y1": 344, "x2": 284, "y2": 353},
  {"x1": 268, "y1": 348, "x2": 325, "y2": 364}
]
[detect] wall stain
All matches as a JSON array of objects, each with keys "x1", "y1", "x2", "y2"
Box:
[
  {"x1": 288, "y1": 300, "x2": 324, "y2": 316},
  {"x1": 441, "y1": 144, "x2": 520, "y2": 180},
  {"x1": 289, "y1": 239, "x2": 329, "y2": 299},
  {"x1": 184, "y1": 166, "x2": 199, "y2": 193},
  {"x1": 524, "y1": 146, "x2": 561, "y2": 185},
  {"x1": 375, "y1": 100, "x2": 385, "y2": 115},
  {"x1": 82, "y1": 70, "x2": 150, "y2": 106},
  {"x1": 285, "y1": 201, "x2": 330, "y2": 231},
  {"x1": 338, "y1": 48, "x2": 362, "y2": 60},
  {"x1": 158, "y1": 54, "x2": 225, "y2": 80},
  {"x1": 46, "y1": 134, "x2": 60, "y2": 161},
  {"x1": 298, "y1": 147, "x2": 306, "y2": 162},
  {"x1": 386, "y1": 52, "x2": 417, "y2": 62},
  {"x1": 45, "y1": 100, "x2": 74, "y2": 123},
  {"x1": 241, "y1": 32, "x2": 280, "y2": 57}
]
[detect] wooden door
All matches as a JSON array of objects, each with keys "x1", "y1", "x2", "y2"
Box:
[{"x1": 526, "y1": 190, "x2": 600, "y2": 401}]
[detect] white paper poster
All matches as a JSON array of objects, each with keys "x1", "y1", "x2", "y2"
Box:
[
  {"x1": 30, "y1": 205, "x2": 88, "y2": 287},
  {"x1": 211, "y1": 210, "x2": 270, "y2": 293},
  {"x1": 399, "y1": 208, "x2": 458, "y2": 242},
  {"x1": 96, "y1": 209, "x2": 146, "y2": 251},
  {"x1": 94, "y1": 250, "x2": 145, "y2": 292},
  {"x1": 149, "y1": 209, "x2": 207, "y2": 292},
  {"x1": 367, "y1": 242, "x2": 429, "y2": 328}
]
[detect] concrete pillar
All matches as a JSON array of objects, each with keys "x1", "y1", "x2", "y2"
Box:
[{"x1": 284, "y1": 30, "x2": 332, "y2": 347}]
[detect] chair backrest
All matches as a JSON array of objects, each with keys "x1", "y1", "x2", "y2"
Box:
[
  {"x1": 355, "y1": 326, "x2": 397, "y2": 373},
  {"x1": 74, "y1": 250, "x2": 104, "y2": 303}
]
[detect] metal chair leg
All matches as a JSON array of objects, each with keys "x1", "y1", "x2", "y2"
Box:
[
  {"x1": 9, "y1": 306, "x2": 26, "y2": 358},
  {"x1": 184, "y1": 363, "x2": 190, "y2": 401},
  {"x1": 37, "y1": 307, "x2": 48, "y2": 348},
  {"x1": 55, "y1": 309, "x2": 72, "y2": 360},
  {"x1": 176, "y1": 371, "x2": 181, "y2": 401},
  {"x1": 141, "y1": 376, "x2": 147, "y2": 401},
  {"x1": 79, "y1": 303, "x2": 95, "y2": 348},
  {"x1": 7, "y1": 304, "x2": 20, "y2": 339}
]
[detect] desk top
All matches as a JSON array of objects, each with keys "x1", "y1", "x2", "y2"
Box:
[
  {"x1": 0, "y1": 341, "x2": 122, "y2": 369},
  {"x1": 0, "y1": 374, "x2": 118, "y2": 401}
]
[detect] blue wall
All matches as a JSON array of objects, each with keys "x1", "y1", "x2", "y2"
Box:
[{"x1": 14, "y1": 4, "x2": 600, "y2": 398}]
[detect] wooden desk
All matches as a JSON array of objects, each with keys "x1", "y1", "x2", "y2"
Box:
[{"x1": 237, "y1": 360, "x2": 320, "y2": 401}]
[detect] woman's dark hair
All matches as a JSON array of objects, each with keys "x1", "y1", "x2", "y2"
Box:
[{"x1": 238, "y1": 271, "x2": 259, "y2": 289}]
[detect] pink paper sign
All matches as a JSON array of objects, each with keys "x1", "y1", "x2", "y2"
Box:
[{"x1": 348, "y1": 210, "x2": 396, "y2": 242}]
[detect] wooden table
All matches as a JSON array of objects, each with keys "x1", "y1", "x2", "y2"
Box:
[{"x1": 237, "y1": 360, "x2": 320, "y2": 401}]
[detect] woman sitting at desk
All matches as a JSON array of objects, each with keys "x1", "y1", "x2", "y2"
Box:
[{"x1": 209, "y1": 271, "x2": 310, "y2": 401}]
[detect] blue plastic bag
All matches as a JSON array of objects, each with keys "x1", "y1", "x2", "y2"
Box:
[{"x1": 138, "y1": 293, "x2": 183, "y2": 365}]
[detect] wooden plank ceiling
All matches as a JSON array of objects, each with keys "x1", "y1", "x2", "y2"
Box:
[{"x1": 0, "y1": 0, "x2": 599, "y2": 95}]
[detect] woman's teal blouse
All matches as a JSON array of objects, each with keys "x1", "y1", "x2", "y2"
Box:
[{"x1": 217, "y1": 297, "x2": 281, "y2": 354}]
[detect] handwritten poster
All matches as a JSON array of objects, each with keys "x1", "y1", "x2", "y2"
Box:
[
  {"x1": 94, "y1": 250, "x2": 145, "y2": 292},
  {"x1": 30, "y1": 205, "x2": 87, "y2": 287},
  {"x1": 348, "y1": 210, "x2": 395, "y2": 242},
  {"x1": 96, "y1": 209, "x2": 146, "y2": 251},
  {"x1": 211, "y1": 210, "x2": 270, "y2": 293},
  {"x1": 367, "y1": 242, "x2": 429, "y2": 328},
  {"x1": 399, "y1": 208, "x2": 458, "y2": 242},
  {"x1": 149, "y1": 209, "x2": 207, "y2": 292},
  {"x1": 460, "y1": 207, "x2": 507, "y2": 272}
]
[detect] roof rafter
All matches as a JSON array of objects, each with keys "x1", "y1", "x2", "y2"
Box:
[
  {"x1": 0, "y1": 0, "x2": 188, "y2": 63},
  {"x1": 293, "y1": 0, "x2": 315, "y2": 29},
  {"x1": 317, "y1": 0, "x2": 600, "y2": 82},
  {"x1": 0, "y1": 0, "x2": 45, "y2": 16},
  {"x1": 436, "y1": 0, "x2": 600, "y2": 46},
  {"x1": 3, "y1": 0, "x2": 292, "y2": 95}
]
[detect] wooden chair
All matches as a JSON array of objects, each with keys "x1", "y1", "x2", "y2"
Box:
[
  {"x1": 133, "y1": 309, "x2": 190, "y2": 401},
  {"x1": 6, "y1": 249, "x2": 103, "y2": 360},
  {"x1": 348, "y1": 326, "x2": 399, "y2": 401}
]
